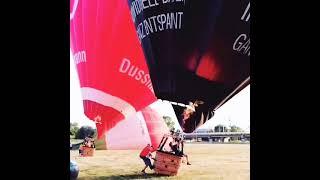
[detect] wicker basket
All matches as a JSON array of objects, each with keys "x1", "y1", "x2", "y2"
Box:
[
  {"x1": 154, "y1": 151, "x2": 182, "y2": 176},
  {"x1": 81, "y1": 146, "x2": 95, "y2": 157}
]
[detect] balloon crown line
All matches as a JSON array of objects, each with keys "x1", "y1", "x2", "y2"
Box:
[{"x1": 160, "y1": 99, "x2": 205, "y2": 112}]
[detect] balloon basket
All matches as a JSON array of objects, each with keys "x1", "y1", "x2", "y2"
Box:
[
  {"x1": 80, "y1": 147, "x2": 95, "y2": 157},
  {"x1": 154, "y1": 151, "x2": 182, "y2": 176}
]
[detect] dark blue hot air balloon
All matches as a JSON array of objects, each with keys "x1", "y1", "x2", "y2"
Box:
[{"x1": 127, "y1": 0, "x2": 250, "y2": 132}]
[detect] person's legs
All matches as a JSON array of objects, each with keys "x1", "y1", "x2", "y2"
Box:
[
  {"x1": 150, "y1": 162, "x2": 155, "y2": 170},
  {"x1": 145, "y1": 157, "x2": 154, "y2": 170},
  {"x1": 141, "y1": 165, "x2": 148, "y2": 173},
  {"x1": 184, "y1": 154, "x2": 191, "y2": 165},
  {"x1": 141, "y1": 157, "x2": 153, "y2": 173}
]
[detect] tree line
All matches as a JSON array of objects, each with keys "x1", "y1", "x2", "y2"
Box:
[{"x1": 70, "y1": 122, "x2": 96, "y2": 139}]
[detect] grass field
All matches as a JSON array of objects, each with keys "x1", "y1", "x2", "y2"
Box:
[{"x1": 70, "y1": 143, "x2": 249, "y2": 180}]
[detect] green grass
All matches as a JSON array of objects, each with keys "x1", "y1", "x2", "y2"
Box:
[
  {"x1": 70, "y1": 139, "x2": 83, "y2": 144},
  {"x1": 94, "y1": 138, "x2": 106, "y2": 150},
  {"x1": 71, "y1": 144, "x2": 250, "y2": 180}
]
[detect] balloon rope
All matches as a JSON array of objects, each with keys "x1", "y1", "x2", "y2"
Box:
[
  {"x1": 158, "y1": 136, "x2": 165, "y2": 149},
  {"x1": 159, "y1": 137, "x2": 168, "y2": 151},
  {"x1": 214, "y1": 76, "x2": 250, "y2": 111},
  {"x1": 181, "y1": 141, "x2": 184, "y2": 154},
  {"x1": 160, "y1": 100, "x2": 195, "y2": 111}
]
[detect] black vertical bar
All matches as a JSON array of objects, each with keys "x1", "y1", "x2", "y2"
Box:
[
  {"x1": 158, "y1": 136, "x2": 165, "y2": 149},
  {"x1": 181, "y1": 141, "x2": 184, "y2": 154},
  {"x1": 160, "y1": 137, "x2": 169, "y2": 151}
]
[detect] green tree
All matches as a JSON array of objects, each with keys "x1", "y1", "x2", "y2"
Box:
[
  {"x1": 163, "y1": 116, "x2": 175, "y2": 130},
  {"x1": 70, "y1": 122, "x2": 80, "y2": 137},
  {"x1": 230, "y1": 125, "x2": 243, "y2": 132},
  {"x1": 75, "y1": 126, "x2": 96, "y2": 139}
]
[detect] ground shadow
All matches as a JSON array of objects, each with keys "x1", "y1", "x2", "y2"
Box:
[{"x1": 78, "y1": 173, "x2": 170, "y2": 179}]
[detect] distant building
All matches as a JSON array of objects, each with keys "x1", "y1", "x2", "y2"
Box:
[
  {"x1": 194, "y1": 129, "x2": 210, "y2": 133},
  {"x1": 214, "y1": 125, "x2": 228, "y2": 132}
]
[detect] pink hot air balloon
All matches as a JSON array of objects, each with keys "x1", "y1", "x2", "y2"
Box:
[
  {"x1": 70, "y1": 0, "x2": 156, "y2": 138},
  {"x1": 105, "y1": 105, "x2": 169, "y2": 150}
]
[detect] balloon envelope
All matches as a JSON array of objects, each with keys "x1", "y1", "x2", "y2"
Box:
[
  {"x1": 105, "y1": 105, "x2": 169, "y2": 150},
  {"x1": 127, "y1": 0, "x2": 250, "y2": 132},
  {"x1": 70, "y1": 0, "x2": 156, "y2": 138}
]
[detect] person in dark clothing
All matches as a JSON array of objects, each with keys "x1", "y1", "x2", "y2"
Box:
[{"x1": 169, "y1": 141, "x2": 191, "y2": 165}]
